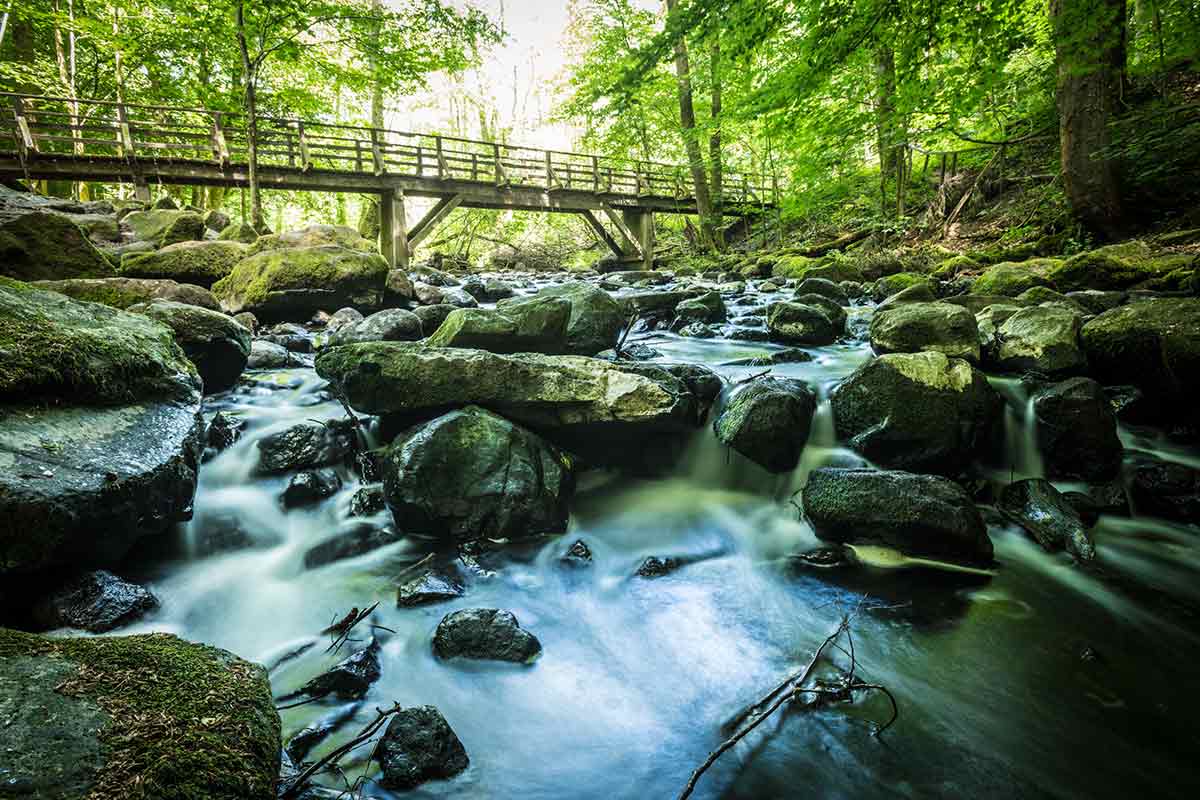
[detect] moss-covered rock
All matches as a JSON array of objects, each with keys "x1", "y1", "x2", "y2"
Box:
[
  {"x1": 212, "y1": 244, "x2": 389, "y2": 320},
  {"x1": 123, "y1": 209, "x2": 205, "y2": 246},
  {"x1": 425, "y1": 300, "x2": 570, "y2": 354},
  {"x1": 1047, "y1": 241, "x2": 1195, "y2": 291},
  {"x1": 1080, "y1": 298, "x2": 1200, "y2": 403},
  {"x1": 218, "y1": 221, "x2": 259, "y2": 244},
  {"x1": 991, "y1": 305, "x2": 1086, "y2": 375},
  {"x1": 0, "y1": 629, "x2": 280, "y2": 800},
  {"x1": 0, "y1": 278, "x2": 200, "y2": 404},
  {"x1": 713, "y1": 377, "x2": 817, "y2": 472},
  {"x1": 869, "y1": 302, "x2": 980, "y2": 362},
  {"x1": 502, "y1": 281, "x2": 625, "y2": 355},
  {"x1": 970, "y1": 259, "x2": 1060, "y2": 296},
  {"x1": 0, "y1": 208, "x2": 115, "y2": 281},
  {"x1": 120, "y1": 240, "x2": 250, "y2": 287},
  {"x1": 132, "y1": 301, "x2": 251, "y2": 394},
  {"x1": 871, "y1": 272, "x2": 933, "y2": 302},
  {"x1": 933, "y1": 253, "x2": 981, "y2": 279},
  {"x1": 766, "y1": 301, "x2": 839, "y2": 345},
  {"x1": 247, "y1": 223, "x2": 377, "y2": 255},
  {"x1": 33, "y1": 277, "x2": 220, "y2": 311}
]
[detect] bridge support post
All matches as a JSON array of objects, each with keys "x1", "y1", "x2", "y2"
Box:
[
  {"x1": 133, "y1": 175, "x2": 151, "y2": 203},
  {"x1": 622, "y1": 209, "x2": 655, "y2": 270},
  {"x1": 379, "y1": 189, "x2": 410, "y2": 269}
]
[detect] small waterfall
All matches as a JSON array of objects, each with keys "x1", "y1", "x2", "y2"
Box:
[{"x1": 990, "y1": 376, "x2": 1044, "y2": 482}]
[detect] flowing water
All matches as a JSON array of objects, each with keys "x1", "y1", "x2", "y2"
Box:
[{"x1": 115, "y1": 302, "x2": 1200, "y2": 800}]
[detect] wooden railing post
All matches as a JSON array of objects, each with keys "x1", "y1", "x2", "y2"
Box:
[
  {"x1": 370, "y1": 129, "x2": 385, "y2": 175},
  {"x1": 435, "y1": 135, "x2": 448, "y2": 180},
  {"x1": 592, "y1": 155, "x2": 600, "y2": 193},
  {"x1": 297, "y1": 121, "x2": 311, "y2": 171},
  {"x1": 12, "y1": 95, "x2": 37, "y2": 158},
  {"x1": 471, "y1": 152, "x2": 479, "y2": 181},
  {"x1": 416, "y1": 144, "x2": 424, "y2": 177},
  {"x1": 354, "y1": 138, "x2": 364, "y2": 172},
  {"x1": 493, "y1": 143, "x2": 507, "y2": 187},
  {"x1": 115, "y1": 102, "x2": 135, "y2": 157},
  {"x1": 211, "y1": 112, "x2": 230, "y2": 166}
]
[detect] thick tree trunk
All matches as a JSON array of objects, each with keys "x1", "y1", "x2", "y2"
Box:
[
  {"x1": 235, "y1": 2, "x2": 264, "y2": 231},
  {"x1": 360, "y1": 0, "x2": 385, "y2": 242},
  {"x1": 874, "y1": 44, "x2": 905, "y2": 215},
  {"x1": 709, "y1": 37, "x2": 725, "y2": 250},
  {"x1": 1050, "y1": 0, "x2": 1126, "y2": 235},
  {"x1": 665, "y1": 0, "x2": 717, "y2": 251}
]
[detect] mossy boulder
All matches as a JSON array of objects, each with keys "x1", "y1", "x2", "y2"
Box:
[
  {"x1": 1080, "y1": 298, "x2": 1200, "y2": 404},
  {"x1": 990, "y1": 305, "x2": 1086, "y2": 375},
  {"x1": 766, "y1": 301, "x2": 839, "y2": 345},
  {"x1": 120, "y1": 240, "x2": 250, "y2": 287},
  {"x1": 212, "y1": 245, "x2": 389, "y2": 321},
  {"x1": 0, "y1": 278, "x2": 200, "y2": 404},
  {"x1": 426, "y1": 298, "x2": 570, "y2": 354},
  {"x1": 383, "y1": 406, "x2": 573, "y2": 544},
  {"x1": 870, "y1": 272, "x2": 933, "y2": 302},
  {"x1": 869, "y1": 302, "x2": 980, "y2": 362},
  {"x1": 933, "y1": 254, "x2": 981, "y2": 280},
  {"x1": 0, "y1": 629, "x2": 280, "y2": 799},
  {"x1": 713, "y1": 377, "x2": 817, "y2": 472},
  {"x1": 1047, "y1": 241, "x2": 1195, "y2": 291},
  {"x1": 970, "y1": 259, "x2": 1060, "y2": 296},
  {"x1": 0, "y1": 208, "x2": 115, "y2": 281},
  {"x1": 218, "y1": 221, "x2": 259, "y2": 244},
  {"x1": 503, "y1": 281, "x2": 625, "y2": 355},
  {"x1": 33, "y1": 277, "x2": 220, "y2": 311},
  {"x1": 830, "y1": 351, "x2": 1002, "y2": 475},
  {"x1": 773, "y1": 256, "x2": 864, "y2": 284},
  {"x1": 772, "y1": 255, "x2": 822, "y2": 280},
  {"x1": 1032, "y1": 377, "x2": 1123, "y2": 481},
  {"x1": 247, "y1": 223, "x2": 377, "y2": 255},
  {"x1": 132, "y1": 301, "x2": 251, "y2": 394},
  {"x1": 123, "y1": 209, "x2": 205, "y2": 246}
]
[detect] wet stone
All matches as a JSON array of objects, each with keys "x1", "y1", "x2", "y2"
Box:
[
  {"x1": 206, "y1": 411, "x2": 244, "y2": 453},
  {"x1": 637, "y1": 556, "x2": 681, "y2": 578},
  {"x1": 349, "y1": 484, "x2": 386, "y2": 517},
  {"x1": 378, "y1": 705, "x2": 469, "y2": 790},
  {"x1": 281, "y1": 468, "x2": 342, "y2": 509},
  {"x1": 397, "y1": 570, "x2": 466, "y2": 608},
  {"x1": 561, "y1": 539, "x2": 593, "y2": 567},
  {"x1": 432, "y1": 608, "x2": 542, "y2": 663},
  {"x1": 255, "y1": 419, "x2": 355, "y2": 475},
  {"x1": 32, "y1": 570, "x2": 159, "y2": 632},
  {"x1": 298, "y1": 638, "x2": 381, "y2": 700},
  {"x1": 302, "y1": 522, "x2": 401, "y2": 569}
]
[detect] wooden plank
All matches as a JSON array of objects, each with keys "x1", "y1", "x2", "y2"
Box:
[
  {"x1": 370, "y1": 129, "x2": 386, "y2": 175},
  {"x1": 436, "y1": 136, "x2": 448, "y2": 180},
  {"x1": 297, "y1": 122, "x2": 311, "y2": 171},
  {"x1": 408, "y1": 193, "x2": 463, "y2": 248},
  {"x1": 212, "y1": 113, "x2": 230, "y2": 165},
  {"x1": 579, "y1": 209, "x2": 622, "y2": 258}
]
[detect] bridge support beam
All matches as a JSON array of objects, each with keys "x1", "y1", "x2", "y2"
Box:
[
  {"x1": 379, "y1": 189, "x2": 410, "y2": 269},
  {"x1": 622, "y1": 209, "x2": 655, "y2": 270},
  {"x1": 408, "y1": 194, "x2": 463, "y2": 249}
]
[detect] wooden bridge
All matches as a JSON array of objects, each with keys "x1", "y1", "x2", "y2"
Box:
[{"x1": 1, "y1": 92, "x2": 775, "y2": 268}]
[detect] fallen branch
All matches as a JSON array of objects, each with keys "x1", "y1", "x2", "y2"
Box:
[
  {"x1": 280, "y1": 703, "x2": 402, "y2": 799},
  {"x1": 324, "y1": 602, "x2": 379, "y2": 655},
  {"x1": 612, "y1": 311, "x2": 642, "y2": 360}
]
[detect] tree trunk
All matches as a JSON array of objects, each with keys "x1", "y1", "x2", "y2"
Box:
[
  {"x1": 874, "y1": 44, "x2": 904, "y2": 215},
  {"x1": 1050, "y1": 0, "x2": 1125, "y2": 235},
  {"x1": 235, "y1": 1, "x2": 264, "y2": 231},
  {"x1": 708, "y1": 37, "x2": 725, "y2": 250},
  {"x1": 665, "y1": 0, "x2": 717, "y2": 251},
  {"x1": 53, "y1": 0, "x2": 84, "y2": 199},
  {"x1": 360, "y1": 0, "x2": 385, "y2": 242}
]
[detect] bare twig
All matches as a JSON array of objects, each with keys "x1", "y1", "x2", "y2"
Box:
[
  {"x1": 613, "y1": 311, "x2": 642, "y2": 359},
  {"x1": 325, "y1": 602, "x2": 380, "y2": 655},
  {"x1": 280, "y1": 704, "x2": 402, "y2": 799}
]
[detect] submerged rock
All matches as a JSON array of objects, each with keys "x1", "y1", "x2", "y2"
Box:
[
  {"x1": 830, "y1": 352, "x2": 1001, "y2": 475},
  {"x1": 636, "y1": 556, "x2": 682, "y2": 577},
  {"x1": 432, "y1": 608, "x2": 542, "y2": 663},
  {"x1": 1126, "y1": 451, "x2": 1200, "y2": 524},
  {"x1": 998, "y1": 479, "x2": 1095, "y2": 561},
  {"x1": 382, "y1": 406, "x2": 572, "y2": 545},
  {"x1": 302, "y1": 522, "x2": 401, "y2": 568},
  {"x1": 32, "y1": 570, "x2": 159, "y2": 632},
  {"x1": 297, "y1": 638, "x2": 381, "y2": 700},
  {"x1": 132, "y1": 300, "x2": 252, "y2": 393},
  {"x1": 1032, "y1": 377, "x2": 1122, "y2": 481},
  {"x1": 869, "y1": 301, "x2": 980, "y2": 362},
  {"x1": 801, "y1": 467, "x2": 993, "y2": 565},
  {"x1": 0, "y1": 629, "x2": 280, "y2": 799},
  {"x1": 378, "y1": 705, "x2": 469, "y2": 790},
  {"x1": 397, "y1": 570, "x2": 466, "y2": 607},
  {"x1": 713, "y1": 377, "x2": 817, "y2": 472},
  {"x1": 255, "y1": 419, "x2": 355, "y2": 475},
  {"x1": 281, "y1": 468, "x2": 342, "y2": 509}
]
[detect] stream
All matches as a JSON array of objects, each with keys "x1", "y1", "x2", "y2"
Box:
[{"x1": 115, "y1": 283, "x2": 1200, "y2": 800}]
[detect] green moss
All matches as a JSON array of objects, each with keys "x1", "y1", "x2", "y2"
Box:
[
  {"x1": 0, "y1": 278, "x2": 198, "y2": 404},
  {"x1": 120, "y1": 241, "x2": 249, "y2": 287},
  {"x1": 1044, "y1": 241, "x2": 1184, "y2": 291},
  {"x1": 871, "y1": 271, "x2": 932, "y2": 301},
  {"x1": 123, "y1": 209, "x2": 204, "y2": 246},
  {"x1": 0, "y1": 629, "x2": 279, "y2": 800},
  {"x1": 971, "y1": 259, "x2": 1060, "y2": 296},
  {"x1": 212, "y1": 245, "x2": 388, "y2": 314},
  {"x1": 772, "y1": 254, "x2": 821, "y2": 279},
  {"x1": 0, "y1": 209, "x2": 115, "y2": 281},
  {"x1": 217, "y1": 222, "x2": 259, "y2": 244},
  {"x1": 933, "y1": 254, "x2": 980, "y2": 279},
  {"x1": 247, "y1": 224, "x2": 377, "y2": 255}
]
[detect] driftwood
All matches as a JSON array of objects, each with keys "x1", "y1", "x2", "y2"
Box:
[{"x1": 280, "y1": 703, "x2": 404, "y2": 799}]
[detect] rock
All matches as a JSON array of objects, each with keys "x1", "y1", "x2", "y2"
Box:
[
  {"x1": 619, "y1": 288, "x2": 704, "y2": 317},
  {"x1": 282, "y1": 468, "x2": 343, "y2": 509},
  {"x1": 119, "y1": 240, "x2": 249, "y2": 287},
  {"x1": 675, "y1": 291, "x2": 727, "y2": 324},
  {"x1": 766, "y1": 301, "x2": 839, "y2": 345},
  {"x1": 1126, "y1": 451, "x2": 1200, "y2": 524},
  {"x1": 870, "y1": 272, "x2": 933, "y2": 302},
  {"x1": 875, "y1": 282, "x2": 938, "y2": 310},
  {"x1": 432, "y1": 608, "x2": 542, "y2": 663},
  {"x1": 206, "y1": 411, "x2": 245, "y2": 453},
  {"x1": 561, "y1": 539, "x2": 593, "y2": 566},
  {"x1": 678, "y1": 322, "x2": 715, "y2": 337},
  {"x1": 869, "y1": 302, "x2": 980, "y2": 362},
  {"x1": 795, "y1": 277, "x2": 849, "y2": 306},
  {"x1": 383, "y1": 269, "x2": 415, "y2": 306},
  {"x1": 325, "y1": 307, "x2": 364, "y2": 333},
  {"x1": 218, "y1": 221, "x2": 259, "y2": 243},
  {"x1": 246, "y1": 339, "x2": 295, "y2": 369},
  {"x1": 830, "y1": 352, "x2": 1001, "y2": 475},
  {"x1": 975, "y1": 304, "x2": 1023, "y2": 355},
  {"x1": 298, "y1": 638, "x2": 382, "y2": 700},
  {"x1": 1046, "y1": 241, "x2": 1180, "y2": 291},
  {"x1": 316, "y1": 343, "x2": 703, "y2": 435},
  {"x1": 970, "y1": 260, "x2": 1058, "y2": 296},
  {"x1": 413, "y1": 303, "x2": 457, "y2": 332},
  {"x1": 1080, "y1": 298, "x2": 1200, "y2": 407},
  {"x1": 713, "y1": 377, "x2": 817, "y2": 472},
  {"x1": 302, "y1": 522, "x2": 401, "y2": 568},
  {"x1": 793, "y1": 293, "x2": 847, "y2": 332},
  {"x1": 998, "y1": 479, "x2": 1095, "y2": 561},
  {"x1": 248, "y1": 224, "x2": 378, "y2": 254},
  {"x1": 232, "y1": 311, "x2": 258, "y2": 332},
  {"x1": 382, "y1": 407, "x2": 572, "y2": 544},
  {"x1": 32, "y1": 276, "x2": 220, "y2": 311},
  {"x1": 255, "y1": 420, "x2": 355, "y2": 475},
  {"x1": 0, "y1": 630, "x2": 280, "y2": 799},
  {"x1": 1014, "y1": 286, "x2": 1088, "y2": 314},
  {"x1": 330, "y1": 308, "x2": 423, "y2": 345},
  {"x1": 397, "y1": 570, "x2": 466, "y2": 607},
  {"x1": 212, "y1": 245, "x2": 389, "y2": 321},
  {"x1": 425, "y1": 297, "x2": 569, "y2": 354},
  {"x1": 123, "y1": 209, "x2": 205, "y2": 246},
  {"x1": 990, "y1": 305, "x2": 1085, "y2": 375},
  {"x1": 1066, "y1": 289, "x2": 1126, "y2": 315},
  {"x1": 0, "y1": 207, "x2": 114, "y2": 281},
  {"x1": 32, "y1": 570, "x2": 159, "y2": 632},
  {"x1": 132, "y1": 300, "x2": 251, "y2": 393},
  {"x1": 637, "y1": 556, "x2": 682, "y2": 577},
  {"x1": 1032, "y1": 378, "x2": 1122, "y2": 481},
  {"x1": 801, "y1": 467, "x2": 993, "y2": 565},
  {"x1": 463, "y1": 276, "x2": 515, "y2": 302},
  {"x1": 377, "y1": 706, "x2": 469, "y2": 790},
  {"x1": 203, "y1": 209, "x2": 230, "y2": 232}
]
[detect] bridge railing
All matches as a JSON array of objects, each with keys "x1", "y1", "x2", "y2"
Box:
[{"x1": 3, "y1": 92, "x2": 775, "y2": 206}]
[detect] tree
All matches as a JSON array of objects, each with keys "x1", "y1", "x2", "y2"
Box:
[{"x1": 1049, "y1": 0, "x2": 1126, "y2": 235}]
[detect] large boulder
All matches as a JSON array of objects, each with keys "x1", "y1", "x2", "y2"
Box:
[
  {"x1": 1032, "y1": 377, "x2": 1122, "y2": 481},
  {"x1": 316, "y1": 343, "x2": 703, "y2": 435},
  {"x1": 1080, "y1": 298, "x2": 1200, "y2": 406},
  {"x1": 801, "y1": 468, "x2": 993, "y2": 565},
  {"x1": 378, "y1": 706, "x2": 469, "y2": 790},
  {"x1": 248, "y1": 223, "x2": 378, "y2": 254},
  {"x1": 122, "y1": 208, "x2": 205, "y2": 246},
  {"x1": 255, "y1": 420, "x2": 355, "y2": 476},
  {"x1": 970, "y1": 260, "x2": 1058, "y2": 296},
  {"x1": 1126, "y1": 451, "x2": 1200, "y2": 524},
  {"x1": 32, "y1": 277, "x2": 220, "y2": 311},
  {"x1": 119, "y1": 240, "x2": 249, "y2": 287},
  {"x1": 998, "y1": 479, "x2": 1095, "y2": 561},
  {"x1": 990, "y1": 305, "x2": 1085, "y2": 375},
  {"x1": 713, "y1": 377, "x2": 817, "y2": 472},
  {"x1": 0, "y1": 629, "x2": 280, "y2": 799},
  {"x1": 328, "y1": 308, "x2": 423, "y2": 345},
  {"x1": 31, "y1": 570, "x2": 159, "y2": 632},
  {"x1": 132, "y1": 301, "x2": 251, "y2": 393},
  {"x1": 498, "y1": 281, "x2": 625, "y2": 355},
  {"x1": 212, "y1": 245, "x2": 389, "y2": 321},
  {"x1": 1047, "y1": 241, "x2": 1192, "y2": 291},
  {"x1": 766, "y1": 301, "x2": 839, "y2": 345},
  {"x1": 869, "y1": 302, "x2": 980, "y2": 362},
  {"x1": 830, "y1": 352, "x2": 1001, "y2": 475},
  {"x1": 425, "y1": 297, "x2": 570, "y2": 354},
  {"x1": 382, "y1": 406, "x2": 572, "y2": 544},
  {"x1": 432, "y1": 608, "x2": 543, "y2": 663},
  {"x1": 0, "y1": 206, "x2": 114, "y2": 281}
]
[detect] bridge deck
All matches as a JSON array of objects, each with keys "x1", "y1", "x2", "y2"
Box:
[{"x1": 1, "y1": 92, "x2": 775, "y2": 215}]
